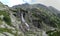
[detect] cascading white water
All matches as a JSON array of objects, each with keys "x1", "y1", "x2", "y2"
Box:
[
  {"x1": 21, "y1": 13, "x2": 30, "y2": 30},
  {"x1": 21, "y1": 13, "x2": 48, "y2": 36}
]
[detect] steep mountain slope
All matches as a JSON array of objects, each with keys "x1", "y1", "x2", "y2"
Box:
[
  {"x1": 13, "y1": 3, "x2": 60, "y2": 28},
  {"x1": 0, "y1": 2, "x2": 60, "y2": 36},
  {"x1": 12, "y1": 3, "x2": 60, "y2": 36},
  {"x1": 48, "y1": 6, "x2": 60, "y2": 17}
]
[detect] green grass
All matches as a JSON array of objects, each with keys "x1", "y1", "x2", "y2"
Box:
[
  {"x1": 0, "y1": 10, "x2": 9, "y2": 16},
  {"x1": 0, "y1": 10, "x2": 12, "y2": 26},
  {"x1": 0, "y1": 28, "x2": 13, "y2": 34},
  {"x1": 46, "y1": 30, "x2": 60, "y2": 36},
  {"x1": 0, "y1": 20, "x2": 2, "y2": 25}
]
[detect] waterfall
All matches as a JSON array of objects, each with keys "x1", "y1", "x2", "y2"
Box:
[{"x1": 21, "y1": 13, "x2": 30, "y2": 30}]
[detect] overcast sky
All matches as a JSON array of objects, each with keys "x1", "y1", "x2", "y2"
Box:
[{"x1": 0, "y1": 0, "x2": 60, "y2": 10}]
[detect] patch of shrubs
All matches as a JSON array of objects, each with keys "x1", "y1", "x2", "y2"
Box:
[
  {"x1": 46, "y1": 30, "x2": 60, "y2": 36},
  {"x1": 3, "y1": 16, "x2": 12, "y2": 26}
]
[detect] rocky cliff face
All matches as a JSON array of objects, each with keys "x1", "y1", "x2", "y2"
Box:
[
  {"x1": 0, "y1": 2, "x2": 24, "y2": 36},
  {"x1": 0, "y1": 2, "x2": 60, "y2": 36}
]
